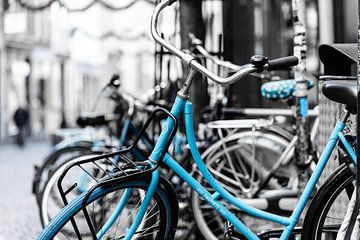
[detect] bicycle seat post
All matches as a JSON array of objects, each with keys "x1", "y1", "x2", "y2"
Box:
[{"x1": 340, "y1": 109, "x2": 350, "y2": 124}]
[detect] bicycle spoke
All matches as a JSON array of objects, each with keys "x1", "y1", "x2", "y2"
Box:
[{"x1": 217, "y1": 129, "x2": 250, "y2": 184}]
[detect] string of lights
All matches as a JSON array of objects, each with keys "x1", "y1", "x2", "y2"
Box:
[
  {"x1": 70, "y1": 28, "x2": 151, "y2": 41},
  {"x1": 14, "y1": 0, "x2": 155, "y2": 12}
]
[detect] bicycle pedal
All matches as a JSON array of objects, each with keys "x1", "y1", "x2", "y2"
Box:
[{"x1": 224, "y1": 221, "x2": 235, "y2": 240}]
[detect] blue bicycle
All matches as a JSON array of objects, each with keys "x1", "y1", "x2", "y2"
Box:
[{"x1": 38, "y1": 1, "x2": 357, "y2": 239}]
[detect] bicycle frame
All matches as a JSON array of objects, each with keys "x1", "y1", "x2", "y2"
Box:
[
  {"x1": 89, "y1": 2, "x2": 354, "y2": 237},
  {"x1": 116, "y1": 95, "x2": 356, "y2": 240}
]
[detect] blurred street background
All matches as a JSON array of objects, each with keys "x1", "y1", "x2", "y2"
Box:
[
  {"x1": 0, "y1": 142, "x2": 49, "y2": 239},
  {"x1": 0, "y1": 0, "x2": 358, "y2": 239}
]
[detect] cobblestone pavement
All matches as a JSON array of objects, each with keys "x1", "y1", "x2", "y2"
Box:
[{"x1": 0, "y1": 142, "x2": 51, "y2": 240}]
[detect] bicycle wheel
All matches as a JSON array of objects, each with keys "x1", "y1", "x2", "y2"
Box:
[
  {"x1": 40, "y1": 154, "x2": 102, "y2": 227},
  {"x1": 40, "y1": 147, "x2": 149, "y2": 227},
  {"x1": 301, "y1": 163, "x2": 355, "y2": 240},
  {"x1": 33, "y1": 144, "x2": 92, "y2": 204},
  {"x1": 192, "y1": 130, "x2": 296, "y2": 240},
  {"x1": 38, "y1": 176, "x2": 178, "y2": 240}
]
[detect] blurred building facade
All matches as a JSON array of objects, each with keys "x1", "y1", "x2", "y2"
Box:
[
  {"x1": 0, "y1": 0, "x2": 157, "y2": 141},
  {"x1": 0, "y1": 0, "x2": 357, "y2": 142}
]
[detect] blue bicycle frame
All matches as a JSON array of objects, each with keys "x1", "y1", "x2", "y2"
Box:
[
  {"x1": 102, "y1": 95, "x2": 355, "y2": 240},
  {"x1": 85, "y1": 110, "x2": 186, "y2": 239}
]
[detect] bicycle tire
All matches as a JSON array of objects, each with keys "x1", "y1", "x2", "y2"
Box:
[
  {"x1": 39, "y1": 147, "x2": 150, "y2": 227},
  {"x1": 38, "y1": 176, "x2": 178, "y2": 240},
  {"x1": 301, "y1": 163, "x2": 354, "y2": 240}
]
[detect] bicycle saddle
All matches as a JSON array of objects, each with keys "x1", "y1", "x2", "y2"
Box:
[
  {"x1": 76, "y1": 113, "x2": 118, "y2": 127},
  {"x1": 261, "y1": 79, "x2": 314, "y2": 100},
  {"x1": 319, "y1": 44, "x2": 357, "y2": 76},
  {"x1": 322, "y1": 81, "x2": 357, "y2": 114}
]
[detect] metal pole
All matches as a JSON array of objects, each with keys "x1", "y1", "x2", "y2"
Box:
[
  {"x1": 292, "y1": 0, "x2": 309, "y2": 191},
  {"x1": 356, "y1": 0, "x2": 360, "y2": 232},
  {"x1": 318, "y1": 0, "x2": 334, "y2": 44},
  {"x1": 0, "y1": 1, "x2": 6, "y2": 141},
  {"x1": 60, "y1": 60, "x2": 67, "y2": 128}
]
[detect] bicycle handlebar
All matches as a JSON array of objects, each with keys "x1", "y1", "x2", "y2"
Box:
[
  {"x1": 151, "y1": 0, "x2": 298, "y2": 85},
  {"x1": 266, "y1": 56, "x2": 299, "y2": 71},
  {"x1": 151, "y1": 0, "x2": 256, "y2": 85},
  {"x1": 189, "y1": 33, "x2": 299, "y2": 73}
]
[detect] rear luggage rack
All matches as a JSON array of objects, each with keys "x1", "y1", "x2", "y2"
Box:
[{"x1": 55, "y1": 107, "x2": 178, "y2": 239}]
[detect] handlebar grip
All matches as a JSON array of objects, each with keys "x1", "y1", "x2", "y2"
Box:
[
  {"x1": 168, "y1": 0, "x2": 177, "y2": 6},
  {"x1": 267, "y1": 56, "x2": 299, "y2": 71}
]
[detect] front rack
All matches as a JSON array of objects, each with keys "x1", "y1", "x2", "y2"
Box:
[{"x1": 55, "y1": 107, "x2": 178, "y2": 239}]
